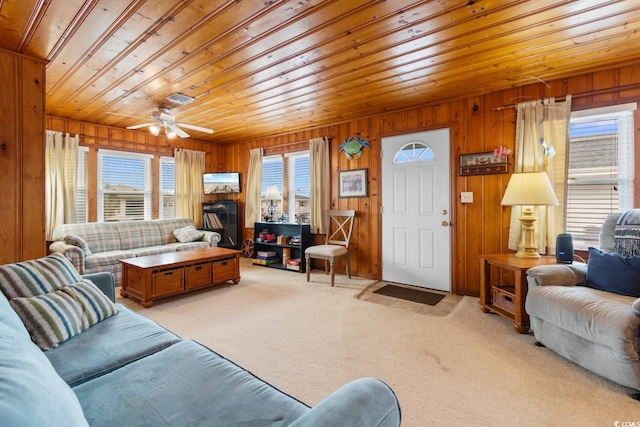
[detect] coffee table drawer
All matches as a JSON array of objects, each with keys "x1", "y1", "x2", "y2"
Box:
[
  {"x1": 185, "y1": 262, "x2": 212, "y2": 290},
  {"x1": 213, "y1": 258, "x2": 237, "y2": 283},
  {"x1": 153, "y1": 268, "x2": 184, "y2": 297}
]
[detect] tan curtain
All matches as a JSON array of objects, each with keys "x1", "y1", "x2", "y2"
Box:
[
  {"x1": 509, "y1": 95, "x2": 572, "y2": 253},
  {"x1": 309, "y1": 137, "x2": 330, "y2": 234},
  {"x1": 45, "y1": 130, "x2": 79, "y2": 240},
  {"x1": 245, "y1": 148, "x2": 263, "y2": 226},
  {"x1": 174, "y1": 148, "x2": 205, "y2": 227}
]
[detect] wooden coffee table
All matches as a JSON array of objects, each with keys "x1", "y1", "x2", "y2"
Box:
[{"x1": 120, "y1": 247, "x2": 241, "y2": 307}]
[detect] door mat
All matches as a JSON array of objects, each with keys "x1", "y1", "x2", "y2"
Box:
[{"x1": 373, "y1": 284, "x2": 446, "y2": 306}]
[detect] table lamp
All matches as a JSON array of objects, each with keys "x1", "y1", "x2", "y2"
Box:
[
  {"x1": 264, "y1": 185, "x2": 281, "y2": 222},
  {"x1": 501, "y1": 171, "x2": 559, "y2": 258}
]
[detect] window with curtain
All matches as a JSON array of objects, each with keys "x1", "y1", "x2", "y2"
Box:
[
  {"x1": 76, "y1": 146, "x2": 88, "y2": 223},
  {"x1": 160, "y1": 156, "x2": 175, "y2": 219},
  {"x1": 566, "y1": 103, "x2": 636, "y2": 249},
  {"x1": 98, "y1": 149, "x2": 152, "y2": 222},
  {"x1": 262, "y1": 152, "x2": 310, "y2": 223}
]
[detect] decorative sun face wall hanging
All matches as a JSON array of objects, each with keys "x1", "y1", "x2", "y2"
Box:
[{"x1": 339, "y1": 135, "x2": 370, "y2": 160}]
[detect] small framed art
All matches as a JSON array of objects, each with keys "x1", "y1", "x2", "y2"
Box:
[
  {"x1": 339, "y1": 168, "x2": 368, "y2": 198},
  {"x1": 459, "y1": 151, "x2": 509, "y2": 176}
]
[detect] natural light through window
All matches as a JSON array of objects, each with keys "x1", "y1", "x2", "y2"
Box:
[
  {"x1": 394, "y1": 141, "x2": 435, "y2": 163},
  {"x1": 261, "y1": 152, "x2": 310, "y2": 223},
  {"x1": 566, "y1": 103, "x2": 636, "y2": 249}
]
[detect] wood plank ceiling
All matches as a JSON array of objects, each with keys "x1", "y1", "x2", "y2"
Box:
[{"x1": 1, "y1": 0, "x2": 639, "y2": 143}]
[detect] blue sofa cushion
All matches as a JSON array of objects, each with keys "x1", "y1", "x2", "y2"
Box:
[
  {"x1": 584, "y1": 247, "x2": 640, "y2": 297},
  {"x1": 10, "y1": 279, "x2": 118, "y2": 350},
  {"x1": 0, "y1": 284, "x2": 29, "y2": 339},
  {"x1": 0, "y1": 322, "x2": 88, "y2": 426},
  {"x1": 46, "y1": 303, "x2": 181, "y2": 387},
  {"x1": 73, "y1": 340, "x2": 309, "y2": 426},
  {"x1": 0, "y1": 252, "x2": 82, "y2": 298}
]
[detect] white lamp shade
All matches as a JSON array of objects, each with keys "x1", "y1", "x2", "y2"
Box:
[
  {"x1": 501, "y1": 171, "x2": 559, "y2": 206},
  {"x1": 264, "y1": 185, "x2": 281, "y2": 201}
]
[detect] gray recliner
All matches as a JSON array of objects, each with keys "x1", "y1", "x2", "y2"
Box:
[{"x1": 525, "y1": 212, "x2": 640, "y2": 400}]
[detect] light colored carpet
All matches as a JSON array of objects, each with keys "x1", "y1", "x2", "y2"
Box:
[{"x1": 118, "y1": 258, "x2": 639, "y2": 426}]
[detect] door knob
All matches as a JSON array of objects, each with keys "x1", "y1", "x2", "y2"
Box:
[
  {"x1": 441, "y1": 209, "x2": 448, "y2": 215},
  {"x1": 441, "y1": 221, "x2": 449, "y2": 227}
]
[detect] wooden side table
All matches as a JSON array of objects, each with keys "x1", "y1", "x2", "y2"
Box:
[{"x1": 479, "y1": 254, "x2": 557, "y2": 333}]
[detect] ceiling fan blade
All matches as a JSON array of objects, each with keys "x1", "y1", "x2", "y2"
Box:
[
  {"x1": 167, "y1": 124, "x2": 190, "y2": 138},
  {"x1": 126, "y1": 123, "x2": 156, "y2": 130},
  {"x1": 175, "y1": 122, "x2": 214, "y2": 134}
]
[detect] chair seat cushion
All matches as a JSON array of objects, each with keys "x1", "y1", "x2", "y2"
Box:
[{"x1": 305, "y1": 244, "x2": 347, "y2": 257}]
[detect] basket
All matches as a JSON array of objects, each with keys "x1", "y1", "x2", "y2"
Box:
[{"x1": 492, "y1": 285, "x2": 515, "y2": 314}]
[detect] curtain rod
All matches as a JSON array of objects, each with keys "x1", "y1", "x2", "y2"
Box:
[
  {"x1": 262, "y1": 135, "x2": 331, "y2": 150},
  {"x1": 492, "y1": 82, "x2": 640, "y2": 111}
]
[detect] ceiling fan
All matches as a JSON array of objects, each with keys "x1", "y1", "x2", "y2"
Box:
[{"x1": 114, "y1": 108, "x2": 214, "y2": 138}]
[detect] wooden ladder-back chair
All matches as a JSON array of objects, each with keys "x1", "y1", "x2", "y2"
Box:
[{"x1": 305, "y1": 210, "x2": 356, "y2": 286}]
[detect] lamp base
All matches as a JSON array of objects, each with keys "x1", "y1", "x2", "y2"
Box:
[
  {"x1": 268, "y1": 202, "x2": 276, "y2": 222},
  {"x1": 515, "y1": 208, "x2": 541, "y2": 258}
]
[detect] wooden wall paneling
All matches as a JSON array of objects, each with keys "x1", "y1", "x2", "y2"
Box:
[
  {"x1": 592, "y1": 69, "x2": 619, "y2": 104},
  {"x1": 0, "y1": 51, "x2": 19, "y2": 264},
  {"x1": 21, "y1": 56, "x2": 46, "y2": 260},
  {"x1": 0, "y1": 49, "x2": 46, "y2": 263}
]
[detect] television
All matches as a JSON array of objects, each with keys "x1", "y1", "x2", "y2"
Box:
[{"x1": 203, "y1": 172, "x2": 241, "y2": 194}]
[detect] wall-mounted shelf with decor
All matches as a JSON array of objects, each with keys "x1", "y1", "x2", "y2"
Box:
[{"x1": 459, "y1": 151, "x2": 509, "y2": 176}]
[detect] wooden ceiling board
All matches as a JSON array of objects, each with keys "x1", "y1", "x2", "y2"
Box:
[{"x1": 1, "y1": 0, "x2": 640, "y2": 143}]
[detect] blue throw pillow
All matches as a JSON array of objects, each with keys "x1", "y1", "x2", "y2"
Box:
[{"x1": 583, "y1": 247, "x2": 640, "y2": 297}]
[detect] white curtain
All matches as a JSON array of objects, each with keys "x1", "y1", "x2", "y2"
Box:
[
  {"x1": 245, "y1": 148, "x2": 263, "y2": 226},
  {"x1": 509, "y1": 95, "x2": 572, "y2": 253},
  {"x1": 45, "y1": 130, "x2": 79, "y2": 240},
  {"x1": 174, "y1": 148, "x2": 205, "y2": 227},
  {"x1": 309, "y1": 137, "x2": 330, "y2": 234}
]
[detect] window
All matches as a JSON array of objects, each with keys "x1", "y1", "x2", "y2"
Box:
[
  {"x1": 261, "y1": 152, "x2": 310, "y2": 223},
  {"x1": 160, "y1": 157, "x2": 175, "y2": 219},
  {"x1": 394, "y1": 141, "x2": 435, "y2": 163},
  {"x1": 75, "y1": 146, "x2": 88, "y2": 223},
  {"x1": 97, "y1": 149, "x2": 152, "y2": 222},
  {"x1": 566, "y1": 103, "x2": 636, "y2": 249}
]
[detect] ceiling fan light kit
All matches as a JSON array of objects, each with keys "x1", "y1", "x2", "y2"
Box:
[{"x1": 124, "y1": 107, "x2": 213, "y2": 139}]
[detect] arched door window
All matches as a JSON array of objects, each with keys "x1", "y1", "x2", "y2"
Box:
[{"x1": 393, "y1": 141, "x2": 435, "y2": 163}]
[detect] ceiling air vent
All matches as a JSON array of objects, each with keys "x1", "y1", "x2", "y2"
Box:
[{"x1": 166, "y1": 93, "x2": 195, "y2": 105}]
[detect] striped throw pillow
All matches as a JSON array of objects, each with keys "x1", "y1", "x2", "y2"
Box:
[
  {"x1": 173, "y1": 225, "x2": 205, "y2": 243},
  {"x1": 9, "y1": 279, "x2": 118, "y2": 350},
  {"x1": 0, "y1": 253, "x2": 82, "y2": 299}
]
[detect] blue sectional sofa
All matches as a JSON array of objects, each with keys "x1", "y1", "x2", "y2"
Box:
[{"x1": 0, "y1": 255, "x2": 401, "y2": 426}]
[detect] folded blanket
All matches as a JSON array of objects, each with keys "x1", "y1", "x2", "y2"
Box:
[{"x1": 614, "y1": 209, "x2": 640, "y2": 256}]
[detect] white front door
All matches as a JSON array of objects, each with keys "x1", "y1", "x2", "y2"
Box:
[{"x1": 381, "y1": 129, "x2": 451, "y2": 291}]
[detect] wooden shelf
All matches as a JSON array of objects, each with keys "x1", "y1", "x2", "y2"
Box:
[{"x1": 253, "y1": 222, "x2": 311, "y2": 273}]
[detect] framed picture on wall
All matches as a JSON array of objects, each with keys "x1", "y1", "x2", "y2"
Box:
[{"x1": 338, "y1": 168, "x2": 368, "y2": 198}]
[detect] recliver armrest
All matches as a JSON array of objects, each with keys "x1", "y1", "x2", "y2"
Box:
[
  {"x1": 526, "y1": 263, "x2": 587, "y2": 288},
  {"x1": 289, "y1": 378, "x2": 401, "y2": 427}
]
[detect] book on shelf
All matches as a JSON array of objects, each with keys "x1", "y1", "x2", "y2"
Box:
[
  {"x1": 257, "y1": 250, "x2": 276, "y2": 258},
  {"x1": 204, "y1": 212, "x2": 223, "y2": 229},
  {"x1": 253, "y1": 258, "x2": 279, "y2": 265}
]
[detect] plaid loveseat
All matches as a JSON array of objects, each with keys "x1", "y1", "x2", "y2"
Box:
[{"x1": 49, "y1": 218, "x2": 220, "y2": 287}]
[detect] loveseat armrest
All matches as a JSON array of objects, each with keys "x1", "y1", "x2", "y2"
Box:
[
  {"x1": 49, "y1": 241, "x2": 86, "y2": 274},
  {"x1": 201, "y1": 230, "x2": 221, "y2": 247},
  {"x1": 289, "y1": 378, "x2": 401, "y2": 427},
  {"x1": 81, "y1": 272, "x2": 116, "y2": 302},
  {"x1": 526, "y1": 263, "x2": 587, "y2": 288}
]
